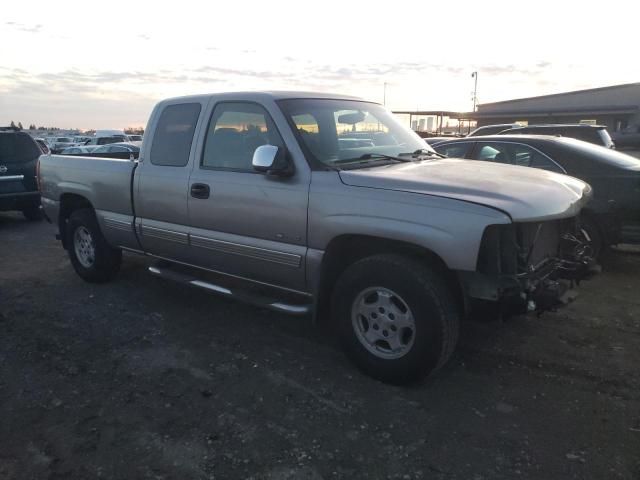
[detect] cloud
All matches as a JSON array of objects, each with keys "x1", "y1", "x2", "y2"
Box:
[
  {"x1": 4, "y1": 21, "x2": 43, "y2": 33},
  {"x1": 0, "y1": 70, "x2": 156, "y2": 129},
  {"x1": 479, "y1": 62, "x2": 552, "y2": 76},
  {"x1": 0, "y1": 57, "x2": 555, "y2": 128},
  {"x1": 193, "y1": 61, "x2": 465, "y2": 85},
  {"x1": 0, "y1": 67, "x2": 228, "y2": 113}
]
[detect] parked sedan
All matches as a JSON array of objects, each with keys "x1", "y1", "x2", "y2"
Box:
[
  {"x1": 84, "y1": 136, "x2": 127, "y2": 146},
  {"x1": 433, "y1": 135, "x2": 640, "y2": 254},
  {"x1": 48, "y1": 136, "x2": 77, "y2": 153},
  {"x1": 60, "y1": 146, "x2": 100, "y2": 155},
  {"x1": 90, "y1": 142, "x2": 140, "y2": 160}
]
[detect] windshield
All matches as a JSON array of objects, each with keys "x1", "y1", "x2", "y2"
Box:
[
  {"x1": 57, "y1": 137, "x2": 73, "y2": 142},
  {"x1": 278, "y1": 98, "x2": 434, "y2": 167}
]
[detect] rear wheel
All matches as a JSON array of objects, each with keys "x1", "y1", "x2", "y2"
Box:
[
  {"x1": 66, "y1": 208, "x2": 121, "y2": 283},
  {"x1": 332, "y1": 254, "x2": 460, "y2": 384}
]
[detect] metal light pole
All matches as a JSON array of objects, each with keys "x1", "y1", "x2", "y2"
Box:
[
  {"x1": 471, "y1": 71, "x2": 478, "y2": 112},
  {"x1": 383, "y1": 82, "x2": 388, "y2": 106}
]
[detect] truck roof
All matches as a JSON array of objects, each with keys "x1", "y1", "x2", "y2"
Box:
[{"x1": 158, "y1": 91, "x2": 368, "y2": 104}]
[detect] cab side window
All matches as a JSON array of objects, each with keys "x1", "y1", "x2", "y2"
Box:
[{"x1": 202, "y1": 102, "x2": 283, "y2": 171}]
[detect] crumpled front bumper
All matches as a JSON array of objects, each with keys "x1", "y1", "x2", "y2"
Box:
[
  {"x1": 460, "y1": 260, "x2": 598, "y2": 316},
  {"x1": 460, "y1": 218, "x2": 598, "y2": 316}
]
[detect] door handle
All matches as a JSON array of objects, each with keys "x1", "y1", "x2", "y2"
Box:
[{"x1": 190, "y1": 183, "x2": 210, "y2": 199}]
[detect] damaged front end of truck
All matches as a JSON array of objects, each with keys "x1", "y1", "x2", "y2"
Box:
[{"x1": 460, "y1": 217, "x2": 599, "y2": 316}]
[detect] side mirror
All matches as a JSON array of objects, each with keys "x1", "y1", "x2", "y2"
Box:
[{"x1": 252, "y1": 145, "x2": 292, "y2": 176}]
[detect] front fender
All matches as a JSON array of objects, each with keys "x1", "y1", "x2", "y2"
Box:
[{"x1": 308, "y1": 172, "x2": 511, "y2": 271}]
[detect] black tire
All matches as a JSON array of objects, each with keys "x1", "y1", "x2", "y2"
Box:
[
  {"x1": 579, "y1": 215, "x2": 604, "y2": 259},
  {"x1": 332, "y1": 254, "x2": 460, "y2": 385},
  {"x1": 22, "y1": 205, "x2": 42, "y2": 221},
  {"x1": 66, "y1": 208, "x2": 122, "y2": 283}
]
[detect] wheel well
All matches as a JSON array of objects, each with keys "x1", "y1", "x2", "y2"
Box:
[
  {"x1": 58, "y1": 194, "x2": 93, "y2": 249},
  {"x1": 580, "y1": 208, "x2": 617, "y2": 245},
  {"x1": 315, "y1": 235, "x2": 465, "y2": 322}
]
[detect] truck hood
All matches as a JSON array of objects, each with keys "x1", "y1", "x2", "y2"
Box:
[{"x1": 338, "y1": 159, "x2": 592, "y2": 221}]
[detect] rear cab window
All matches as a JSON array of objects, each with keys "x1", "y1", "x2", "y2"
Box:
[{"x1": 150, "y1": 103, "x2": 202, "y2": 167}]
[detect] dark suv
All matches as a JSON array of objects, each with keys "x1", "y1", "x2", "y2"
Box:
[
  {"x1": 498, "y1": 124, "x2": 615, "y2": 149},
  {"x1": 0, "y1": 127, "x2": 42, "y2": 220}
]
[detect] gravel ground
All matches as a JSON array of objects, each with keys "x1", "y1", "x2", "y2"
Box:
[{"x1": 1, "y1": 212, "x2": 639, "y2": 480}]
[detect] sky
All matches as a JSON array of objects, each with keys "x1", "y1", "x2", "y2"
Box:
[{"x1": 1, "y1": 0, "x2": 638, "y2": 130}]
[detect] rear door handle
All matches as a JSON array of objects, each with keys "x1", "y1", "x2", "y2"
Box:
[{"x1": 190, "y1": 183, "x2": 210, "y2": 199}]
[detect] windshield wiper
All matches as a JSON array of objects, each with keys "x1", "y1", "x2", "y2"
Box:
[
  {"x1": 399, "y1": 148, "x2": 447, "y2": 159},
  {"x1": 334, "y1": 153, "x2": 414, "y2": 165}
]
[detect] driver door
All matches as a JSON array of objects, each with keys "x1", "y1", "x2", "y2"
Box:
[{"x1": 185, "y1": 101, "x2": 309, "y2": 291}]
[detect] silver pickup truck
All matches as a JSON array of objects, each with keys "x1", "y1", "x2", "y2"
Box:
[{"x1": 39, "y1": 92, "x2": 594, "y2": 384}]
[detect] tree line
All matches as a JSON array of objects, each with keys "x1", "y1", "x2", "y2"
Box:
[{"x1": 7, "y1": 121, "x2": 144, "y2": 135}]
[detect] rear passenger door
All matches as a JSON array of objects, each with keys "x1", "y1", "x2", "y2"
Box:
[
  {"x1": 134, "y1": 101, "x2": 205, "y2": 261},
  {"x1": 185, "y1": 101, "x2": 309, "y2": 291}
]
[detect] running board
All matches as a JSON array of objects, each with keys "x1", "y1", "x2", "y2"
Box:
[{"x1": 148, "y1": 264, "x2": 311, "y2": 316}]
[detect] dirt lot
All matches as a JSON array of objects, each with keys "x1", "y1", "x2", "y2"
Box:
[{"x1": 1, "y1": 213, "x2": 639, "y2": 480}]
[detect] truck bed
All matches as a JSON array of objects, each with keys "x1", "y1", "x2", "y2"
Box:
[
  {"x1": 40, "y1": 154, "x2": 136, "y2": 216},
  {"x1": 39, "y1": 154, "x2": 139, "y2": 250}
]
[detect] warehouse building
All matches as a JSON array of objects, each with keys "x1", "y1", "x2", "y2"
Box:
[{"x1": 474, "y1": 82, "x2": 640, "y2": 133}]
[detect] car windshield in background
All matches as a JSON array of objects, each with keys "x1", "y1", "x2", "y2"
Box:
[
  {"x1": 278, "y1": 98, "x2": 433, "y2": 167},
  {"x1": 57, "y1": 137, "x2": 73, "y2": 142}
]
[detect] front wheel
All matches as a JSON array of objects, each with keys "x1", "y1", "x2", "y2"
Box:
[
  {"x1": 66, "y1": 208, "x2": 122, "y2": 283},
  {"x1": 332, "y1": 254, "x2": 460, "y2": 384}
]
